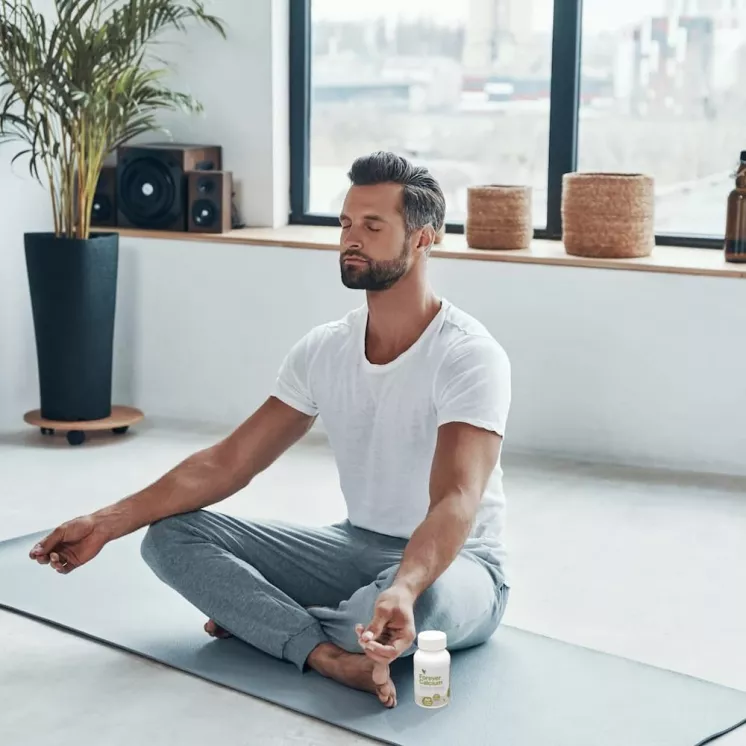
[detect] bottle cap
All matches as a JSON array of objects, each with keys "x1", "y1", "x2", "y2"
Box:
[
  {"x1": 740, "y1": 150, "x2": 746, "y2": 162},
  {"x1": 418, "y1": 630, "x2": 447, "y2": 652}
]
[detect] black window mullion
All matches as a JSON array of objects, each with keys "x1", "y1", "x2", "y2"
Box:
[
  {"x1": 289, "y1": 0, "x2": 311, "y2": 221},
  {"x1": 545, "y1": 0, "x2": 583, "y2": 239}
]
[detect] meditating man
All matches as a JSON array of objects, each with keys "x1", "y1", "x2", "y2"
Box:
[{"x1": 29, "y1": 151, "x2": 512, "y2": 708}]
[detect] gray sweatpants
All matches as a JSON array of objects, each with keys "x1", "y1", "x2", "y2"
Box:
[{"x1": 140, "y1": 510, "x2": 509, "y2": 672}]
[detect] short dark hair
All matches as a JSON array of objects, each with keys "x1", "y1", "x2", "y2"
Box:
[{"x1": 347, "y1": 151, "x2": 446, "y2": 237}]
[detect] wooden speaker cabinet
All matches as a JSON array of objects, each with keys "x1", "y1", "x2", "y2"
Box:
[
  {"x1": 188, "y1": 170, "x2": 233, "y2": 234},
  {"x1": 116, "y1": 144, "x2": 222, "y2": 231}
]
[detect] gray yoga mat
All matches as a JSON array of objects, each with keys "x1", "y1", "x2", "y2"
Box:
[{"x1": 1, "y1": 529, "x2": 745, "y2": 746}]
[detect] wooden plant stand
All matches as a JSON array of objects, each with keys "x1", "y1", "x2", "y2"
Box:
[{"x1": 24, "y1": 405, "x2": 144, "y2": 446}]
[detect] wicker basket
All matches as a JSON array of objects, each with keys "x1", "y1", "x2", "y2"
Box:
[
  {"x1": 562, "y1": 173, "x2": 655, "y2": 258},
  {"x1": 466, "y1": 185, "x2": 533, "y2": 251}
]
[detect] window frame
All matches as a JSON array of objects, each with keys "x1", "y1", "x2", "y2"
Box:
[{"x1": 289, "y1": 0, "x2": 723, "y2": 250}]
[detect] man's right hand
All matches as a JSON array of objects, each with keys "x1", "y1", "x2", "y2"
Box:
[{"x1": 29, "y1": 515, "x2": 110, "y2": 574}]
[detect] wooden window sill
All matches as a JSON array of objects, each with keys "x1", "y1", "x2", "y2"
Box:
[{"x1": 110, "y1": 225, "x2": 745, "y2": 280}]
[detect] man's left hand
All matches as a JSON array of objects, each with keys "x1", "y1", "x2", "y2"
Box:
[{"x1": 356, "y1": 586, "x2": 417, "y2": 664}]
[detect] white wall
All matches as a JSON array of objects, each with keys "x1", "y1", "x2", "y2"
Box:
[
  {"x1": 0, "y1": 0, "x2": 55, "y2": 429},
  {"x1": 0, "y1": 160, "x2": 48, "y2": 430},
  {"x1": 114, "y1": 235, "x2": 746, "y2": 477}
]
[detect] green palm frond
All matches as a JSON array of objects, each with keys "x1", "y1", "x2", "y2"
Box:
[{"x1": 0, "y1": 0, "x2": 226, "y2": 239}]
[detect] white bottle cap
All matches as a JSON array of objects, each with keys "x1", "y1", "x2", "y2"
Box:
[{"x1": 418, "y1": 630, "x2": 447, "y2": 652}]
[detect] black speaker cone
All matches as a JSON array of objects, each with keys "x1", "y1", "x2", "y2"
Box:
[
  {"x1": 192, "y1": 199, "x2": 217, "y2": 228},
  {"x1": 118, "y1": 157, "x2": 177, "y2": 228}
]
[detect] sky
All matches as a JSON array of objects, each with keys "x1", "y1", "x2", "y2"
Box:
[{"x1": 313, "y1": 0, "x2": 669, "y2": 33}]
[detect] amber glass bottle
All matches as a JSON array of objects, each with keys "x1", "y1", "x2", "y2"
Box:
[{"x1": 725, "y1": 151, "x2": 746, "y2": 263}]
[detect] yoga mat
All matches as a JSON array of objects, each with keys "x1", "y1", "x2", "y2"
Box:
[{"x1": 1, "y1": 528, "x2": 745, "y2": 746}]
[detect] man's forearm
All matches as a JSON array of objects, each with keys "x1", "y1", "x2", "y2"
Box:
[
  {"x1": 392, "y1": 491, "x2": 478, "y2": 600},
  {"x1": 92, "y1": 448, "x2": 240, "y2": 541}
]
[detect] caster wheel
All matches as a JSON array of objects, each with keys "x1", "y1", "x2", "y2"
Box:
[
  {"x1": 67, "y1": 430, "x2": 86, "y2": 446},
  {"x1": 112, "y1": 426, "x2": 129, "y2": 435}
]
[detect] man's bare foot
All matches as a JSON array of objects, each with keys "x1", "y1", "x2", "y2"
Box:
[
  {"x1": 204, "y1": 619, "x2": 232, "y2": 639},
  {"x1": 308, "y1": 643, "x2": 397, "y2": 708}
]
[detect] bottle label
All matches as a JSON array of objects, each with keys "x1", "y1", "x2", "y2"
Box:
[{"x1": 415, "y1": 667, "x2": 450, "y2": 708}]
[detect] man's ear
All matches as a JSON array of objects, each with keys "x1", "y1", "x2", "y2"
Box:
[{"x1": 416, "y1": 225, "x2": 436, "y2": 254}]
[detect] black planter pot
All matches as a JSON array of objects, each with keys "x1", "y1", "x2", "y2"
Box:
[{"x1": 24, "y1": 232, "x2": 119, "y2": 422}]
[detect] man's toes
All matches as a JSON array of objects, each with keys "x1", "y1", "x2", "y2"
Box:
[
  {"x1": 204, "y1": 620, "x2": 232, "y2": 639},
  {"x1": 371, "y1": 661, "x2": 396, "y2": 708},
  {"x1": 378, "y1": 685, "x2": 397, "y2": 708}
]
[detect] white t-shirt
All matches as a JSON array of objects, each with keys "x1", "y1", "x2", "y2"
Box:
[{"x1": 272, "y1": 298, "x2": 511, "y2": 574}]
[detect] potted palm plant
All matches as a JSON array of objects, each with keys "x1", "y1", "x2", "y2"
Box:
[{"x1": 0, "y1": 0, "x2": 225, "y2": 423}]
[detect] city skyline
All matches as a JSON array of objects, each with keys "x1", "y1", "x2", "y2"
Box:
[{"x1": 313, "y1": 0, "x2": 672, "y2": 33}]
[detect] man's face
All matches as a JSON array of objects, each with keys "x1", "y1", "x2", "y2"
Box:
[{"x1": 339, "y1": 183, "x2": 417, "y2": 291}]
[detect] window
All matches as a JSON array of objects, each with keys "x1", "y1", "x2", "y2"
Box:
[
  {"x1": 579, "y1": 0, "x2": 746, "y2": 240},
  {"x1": 290, "y1": 0, "x2": 731, "y2": 247},
  {"x1": 304, "y1": 0, "x2": 554, "y2": 229}
]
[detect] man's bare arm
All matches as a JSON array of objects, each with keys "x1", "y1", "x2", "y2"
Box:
[
  {"x1": 357, "y1": 421, "x2": 502, "y2": 659},
  {"x1": 391, "y1": 421, "x2": 502, "y2": 600},
  {"x1": 94, "y1": 396, "x2": 315, "y2": 541}
]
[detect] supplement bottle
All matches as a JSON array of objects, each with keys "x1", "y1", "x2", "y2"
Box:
[
  {"x1": 725, "y1": 151, "x2": 746, "y2": 263},
  {"x1": 414, "y1": 630, "x2": 451, "y2": 708}
]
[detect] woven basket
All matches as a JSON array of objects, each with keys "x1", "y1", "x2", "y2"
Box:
[
  {"x1": 562, "y1": 173, "x2": 655, "y2": 258},
  {"x1": 466, "y1": 185, "x2": 533, "y2": 251}
]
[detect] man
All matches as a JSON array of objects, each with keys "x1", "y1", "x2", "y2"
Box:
[{"x1": 28, "y1": 152, "x2": 512, "y2": 709}]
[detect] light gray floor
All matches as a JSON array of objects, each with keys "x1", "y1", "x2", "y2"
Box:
[{"x1": 2, "y1": 420, "x2": 746, "y2": 745}]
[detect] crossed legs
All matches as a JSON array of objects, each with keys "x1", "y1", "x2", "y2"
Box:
[{"x1": 140, "y1": 510, "x2": 507, "y2": 706}]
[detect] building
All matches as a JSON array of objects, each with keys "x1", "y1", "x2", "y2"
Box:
[
  {"x1": 462, "y1": 0, "x2": 534, "y2": 72},
  {"x1": 620, "y1": 7, "x2": 746, "y2": 118},
  {"x1": 665, "y1": 0, "x2": 746, "y2": 26},
  {"x1": 666, "y1": 0, "x2": 746, "y2": 14}
]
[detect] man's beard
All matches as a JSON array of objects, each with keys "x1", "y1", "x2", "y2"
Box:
[{"x1": 340, "y1": 242, "x2": 410, "y2": 291}]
